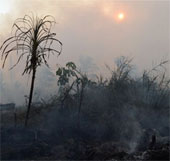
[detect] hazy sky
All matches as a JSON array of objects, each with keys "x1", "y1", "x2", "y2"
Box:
[
  {"x1": 0, "y1": 0, "x2": 169, "y2": 69},
  {"x1": 0, "y1": 0, "x2": 169, "y2": 104}
]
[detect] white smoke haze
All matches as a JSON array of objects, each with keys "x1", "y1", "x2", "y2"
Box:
[{"x1": 0, "y1": 0, "x2": 169, "y2": 105}]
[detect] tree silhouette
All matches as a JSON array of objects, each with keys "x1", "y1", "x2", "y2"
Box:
[{"x1": 0, "y1": 14, "x2": 62, "y2": 126}]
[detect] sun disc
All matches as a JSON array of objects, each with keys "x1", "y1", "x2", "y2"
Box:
[{"x1": 118, "y1": 13, "x2": 125, "y2": 20}]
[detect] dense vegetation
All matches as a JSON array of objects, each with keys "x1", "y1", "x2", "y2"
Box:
[
  {"x1": 1, "y1": 56, "x2": 169, "y2": 160},
  {"x1": 53, "y1": 56, "x2": 169, "y2": 143}
]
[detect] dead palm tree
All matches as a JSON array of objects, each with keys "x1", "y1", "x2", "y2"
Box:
[{"x1": 0, "y1": 14, "x2": 62, "y2": 126}]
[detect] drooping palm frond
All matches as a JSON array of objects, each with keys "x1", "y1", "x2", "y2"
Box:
[
  {"x1": 0, "y1": 14, "x2": 62, "y2": 126},
  {"x1": 0, "y1": 14, "x2": 62, "y2": 74}
]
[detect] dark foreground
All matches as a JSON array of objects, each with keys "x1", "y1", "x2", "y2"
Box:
[
  {"x1": 1, "y1": 125, "x2": 169, "y2": 160},
  {"x1": 1, "y1": 58, "x2": 170, "y2": 160}
]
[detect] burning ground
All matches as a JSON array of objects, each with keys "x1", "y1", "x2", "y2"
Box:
[{"x1": 0, "y1": 57, "x2": 170, "y2": 160}]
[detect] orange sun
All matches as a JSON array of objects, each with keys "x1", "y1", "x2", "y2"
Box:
[{"x1": 118, "y1": 13, "x2": 125, "y2": 20}]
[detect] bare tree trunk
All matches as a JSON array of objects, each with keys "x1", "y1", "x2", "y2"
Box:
[
  {"x1": 14, "y1": 111, "x2": 17, "y2": 127},
  {"x1": 77, "y1": 83, "x2": 84, "y2": 129},
  {"x1": 60, "y1": 81, "x2": 75, "y2": 110},
  {"x1": 25, "y1": 68, "x2": 36, "y2": 127}
]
